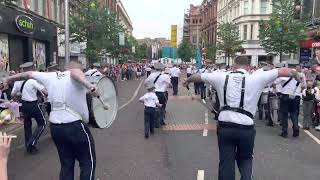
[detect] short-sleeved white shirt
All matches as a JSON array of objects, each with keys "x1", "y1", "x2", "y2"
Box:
[
  {"x1": 170, "y1": 67, "x2": 181, "y2": 77},
  {"x1": 11, "y1": 79, "x2": 45, "y2": 102},
  {"x1": 85, "y1": 69, "x2": 102, "y2": 76},
  {"x1": 145, "y1": 72, "x2": 171, "y2": 92},
  {"x1": 201, "y1": 68, "x2": 278, "y2": 125},
  {"x1": 139, "y1": 92, "x2": 159, "y2": 108},
  {"x1": 32, "y1": 71, "x2": 89, "y2": 124},
  {"x1": 187, "y1": 67, "x2": 192, "y2": 74}
]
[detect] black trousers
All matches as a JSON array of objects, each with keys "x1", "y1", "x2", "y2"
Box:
[
  {"x1": 144, "y1": 107, "x2": 156, "y2": 136},
  {"x1": 50, "y1": 121, "x2": 96, "y2": 180},
  {"x1": 194, "y1": 82, "x2": 200, "y2": 95},
  {"x1": 146, "y1": 71, "x2": 151, "y2": 77},
  {"x1": 279, "y1": 95, "x2": 300, "y2": 136},
  {"x1": 155, "y1": 92, "x2": 167, "y2": 126},
  {"x1": 187, "y1": 73, "x2": 192, "y2": 78},
  {"x1": 217, "y1": 122, "x2": 255, "y2": 180},
  {"x1": 171, "y1": 77, "x2": 179, "y2": 95},
  {"x1": 199, "y1": 82, "x2": 206, "y2": 99},
  {"x1": 21, "y1": 101, "x2": 46, "y2": 148}
]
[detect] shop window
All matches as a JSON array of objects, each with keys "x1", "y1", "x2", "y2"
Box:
[
  {"x1": 33, "y1": 41, "x2": 46, "y2": 70},
  {"x1": 0, "y1": 34, "x2": 10, "y2": 71}
]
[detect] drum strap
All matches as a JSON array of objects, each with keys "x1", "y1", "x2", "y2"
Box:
[
  {"x1": 282, "y1": 77, "x2": 292, "y2": 88},
  {"x1": 153, "y1": 73, "x2": 162, "y2": 84},
  {"x1": 220, "y1": 74, "x2": 254, "y2": 119}
]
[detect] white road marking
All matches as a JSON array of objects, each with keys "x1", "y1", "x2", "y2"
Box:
[
  {"x1": 298, "y1": 123, "x2": 320, "y2": 145},
  {"x1": 204, "y1": 111, "x2": 208, "y2": 124},
  {"x1": 197, "y1": 170, "x2": 205, "y2": 180},
  {"x1": 203, "y1": 129, "x2": 208, "y2": 136},
  {"x1": 202, "y1": 99, "x2": 206, "y2": 104},
  {"x1": 118, "y1": 79, "x2": 144, "y2": 110}
]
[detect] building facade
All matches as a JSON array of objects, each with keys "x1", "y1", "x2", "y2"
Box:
[
  {"x1": 200, "y1": 0, "x2": 218, "y2": 46},
  {"x1": 183, "y1": 4, "x2": 203, "y2": 46},
  {"x1": 0, "y1": 0, "x2": 62, "y2": 71},
  {"x1": 217, "y1": 0, "x2": 274, "y2": 66},
  {"x1": 137, "y1": 38, "x2": 171, "y2": 60},
  {"x1": 116, "y1": 0, "x2": 133, "y2": 35}
]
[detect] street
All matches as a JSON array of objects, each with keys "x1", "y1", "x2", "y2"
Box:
[{"x1": 3, "y1": 77, "x2": 320, "y2": 180}]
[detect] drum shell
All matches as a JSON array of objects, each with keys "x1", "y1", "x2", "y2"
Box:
[{"x1": 86, "y1": 76, "x2": 118, "y2": 128}]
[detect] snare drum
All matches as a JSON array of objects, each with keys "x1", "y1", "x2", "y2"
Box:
[{"x1": 260, "y1": 93, "x2": 269, "y2": 104}]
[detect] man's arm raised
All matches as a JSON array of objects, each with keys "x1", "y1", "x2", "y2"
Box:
[{"x1": 277, "y1": 68, "x2": 301, "y2": 81}]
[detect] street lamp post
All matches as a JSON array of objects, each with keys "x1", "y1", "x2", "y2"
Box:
[{"x1": 65, "y1": 0, "x2": 70, "y2": 64}]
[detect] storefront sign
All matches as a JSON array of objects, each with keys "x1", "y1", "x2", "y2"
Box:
[
  {"x1": 15, "y1": 15, "x2": 35, "y2": 34},
  {"x1": 300, "y1": 40, "x2": 320, "y2": 48}
]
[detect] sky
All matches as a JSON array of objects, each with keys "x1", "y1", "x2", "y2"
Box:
[{"x1": 121, "y1": 0, "x2": 203, "y2": 40}]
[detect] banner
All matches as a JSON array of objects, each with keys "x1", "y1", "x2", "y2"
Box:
[{"x1": 170, "y1": 25, "x2": 177, "y2": 48}]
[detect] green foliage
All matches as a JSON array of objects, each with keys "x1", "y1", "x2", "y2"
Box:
[
  {"x1": 258, "y1": 0, "x2": 306, "y2": 61},
  {"x1": 216, "y1": 22, "x2": 243, "y2": 57},
  {"x1": 177, "y1": 40, "x2": 194, "y2": 62},
  {"x1": 69, "y1": 0, "x2": 124, "y2": 63},
  {"x1": 205, "y1": 44, "x2": 217, "y2": 60}
]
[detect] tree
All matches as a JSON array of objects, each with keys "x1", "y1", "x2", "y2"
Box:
[
  {"x1": 177, "y1": 40, "x2": 194, "y2": 62},
  {"x1": 134, "y1": 43, "x2": 148, "y2": 60},
  {"x1": 216, "y1": 22, "x2": 243, "y2": 65},
  {"x1": 259, "y1": 0, "x2": 306, "y2": 62},
  {"x1": 206, "y1": 44, "x2": 217, "y2": 61},
  {"x1": 69, "y1": 0, "x2": 124, "y2": 64}
]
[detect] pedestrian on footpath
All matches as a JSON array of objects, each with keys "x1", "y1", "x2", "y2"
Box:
[
  {"x1": 3, "y1": 61, "x2": 99, "y2": 180},
  {"x1": 145, "y1": 62, "x2": 171, "y2": 127},
  {"x1": 139, "y1": 81, "x2": 162, "y2": 138},
  {"x1": 11, "y1": 62, "x2": 47, "y2": 155},
  {"x1": 302, "y1": 80, "x2": 317, "y2": 130},
  {"x1": 170, "y1": 64, "x2": 181, "y2": 96},
  {"x1": 183, "y1": 56, "x2": 300, "y2": 180}
]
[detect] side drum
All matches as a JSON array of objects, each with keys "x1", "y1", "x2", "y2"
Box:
[
  {"x1": 86, "y1": 76, "x2": 118, "y2": 128},
  {"x1": 260, "y1": 93, "x2": 269, "y2": 105}
]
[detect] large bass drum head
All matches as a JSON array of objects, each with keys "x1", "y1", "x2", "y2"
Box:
[{"x1": 89, "y1": 76, "x2": 118, "y2": 128}]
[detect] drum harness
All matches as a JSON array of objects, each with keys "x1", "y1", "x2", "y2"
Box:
[
  {"x1": 219, "y1": 71, "x2": 254, "y2": 119},
  {"x1": 50, "y1": 72, "x2": 86, "y2": 123}
]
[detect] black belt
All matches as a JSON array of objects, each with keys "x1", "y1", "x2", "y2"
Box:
[
  {"x1": 22, "y1": 100, "x2": 38, "y2": 103},
  {"x1": 145, "y1": 106, "x2": 156, "y2": 109},
  {"x1": 219, "y1": 106, "x2": 254, "y2": 119},
  {"x1": 50, "y1": 120, "x2": 82, "y2": 126},
  {"x1": 218, "y1": 121, "x2": 254, "y2": 129}
]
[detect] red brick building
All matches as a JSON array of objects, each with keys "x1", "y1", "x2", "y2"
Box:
[{"x1": 200, "y1": 0, "x2": 217, "y2": 46}]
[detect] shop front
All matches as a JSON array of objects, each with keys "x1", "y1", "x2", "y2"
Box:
[
  {"x1": 300, "y1": 39, "x2": 320, "y2": 67},
  {"x1": 0, "y1": 5, "x2": 57, "y2": 71}
]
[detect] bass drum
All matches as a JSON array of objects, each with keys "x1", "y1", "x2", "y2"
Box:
[{"x1": 86, "y1": 76, "x2": 118, "y2": 128}]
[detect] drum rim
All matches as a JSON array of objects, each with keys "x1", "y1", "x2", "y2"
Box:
[{"x1": 91, "y1": 76, "x2": 119, "y2": 129}]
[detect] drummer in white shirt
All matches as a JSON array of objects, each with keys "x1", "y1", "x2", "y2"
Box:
[
  {"x1": 170, "y1": 64, "x2": 181, "y2": 96},
  {"x1": 85, "y1": 63, "x2": 103, "y2": 77},
  {"x1": 187, "y1": 65, "x2": 193, "y2": 78}
]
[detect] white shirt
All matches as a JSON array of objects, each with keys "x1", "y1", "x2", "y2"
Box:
[
  {"x1": 32, "y1": 71, "x2": 89, "y2": 124},
  {"x1": 145, "y1": 72, "x2": 171, "y2": 92},
  {"x1": 85, "y1": 69, "x2": 103, "y2": 76},
  {"x1": 11, "y1": 79, "x2": 45, "y2": 102},
  {"x1": 275, "y1": 77, "x2": 302, "y2": 96},
  {"x1": 139, "y1": 92, "x2": 159, "y2": 108},
  {"x1": 187, "y1": 67, "x2": 192, "y2": 74},
  {"x1": 146, "y1": 67, "x2": 152, "y2": 72},
  {"x1": 170, "y1": 67, "x2": 181, "y2": 77},
  {"x1": 201, "y1": 69, "x2": 278, "y2": 125}
]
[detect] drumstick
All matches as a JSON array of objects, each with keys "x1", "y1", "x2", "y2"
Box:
[
  {"x1": 91, "y1": 88, "x2": 109, "y2": 110},
  {"x1": 97, "y1": 96, "x2": 109, "y2": 110},
  {"x1": 0, "y1": 135, "x2": 17, "y2": 138}
]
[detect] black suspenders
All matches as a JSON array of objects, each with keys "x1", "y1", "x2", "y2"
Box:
[{"x1": 221, "y1": 73, "x2": 254, "y2": 119}]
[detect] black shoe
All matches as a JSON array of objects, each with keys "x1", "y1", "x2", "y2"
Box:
[
  {"x1": 293, "y1": 132, "x2": 299, "y2": 137},
  {"x1": 279, "y1": 133, "x2": 288, "y2": 138},
  {"x1": 27, "y1": 146, "x2": 38, "y2": 155},
  {"x1": 145, "y1": 133, "x2": 149, "y2": 138},
  {"x1": 160, "y1": 122, "x2": 166, "y2": 125},
  {"x1": 150, "y1": 131, "x2": 154, "y2": 134},
  {"x1": 266, "y1": 122, "x2": 274, "y2": 127}
]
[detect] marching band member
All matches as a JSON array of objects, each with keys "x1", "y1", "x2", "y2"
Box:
[
  {"x1": 170, "y1": 64, "x2": 181, "y2": 96},
  {"x1": 183, "y1": 56, "x2": 300, "y2": 180},
  {"x1": 3, "y1": 61, "x2": 99, "y2": 180},
  {"x1": 11, "y1": 62, "x2": 47, "y2": 154},
  {"x1": 85, "y1": 63, "x2": 103, "y2": 77}
]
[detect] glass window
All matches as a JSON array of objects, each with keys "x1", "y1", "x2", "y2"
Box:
[
  {"x1": 243, "y1": 25, "x2": 248, "y2": 40},
  {"x1": 192, "y1": 36, "x2": 197, "y2": 44},
  {"x1": 51, "y1": 0, "x2": 58, "y2": 21},
  {"x1": 250, "y1": 24, "x2": 254, "y2": 40},
  {"x1": 260, "y1": 0, "x2": 268, "y2": 14},
  {"x1": 244, "y1": 0, "x2": 249, "y2": 15}
]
